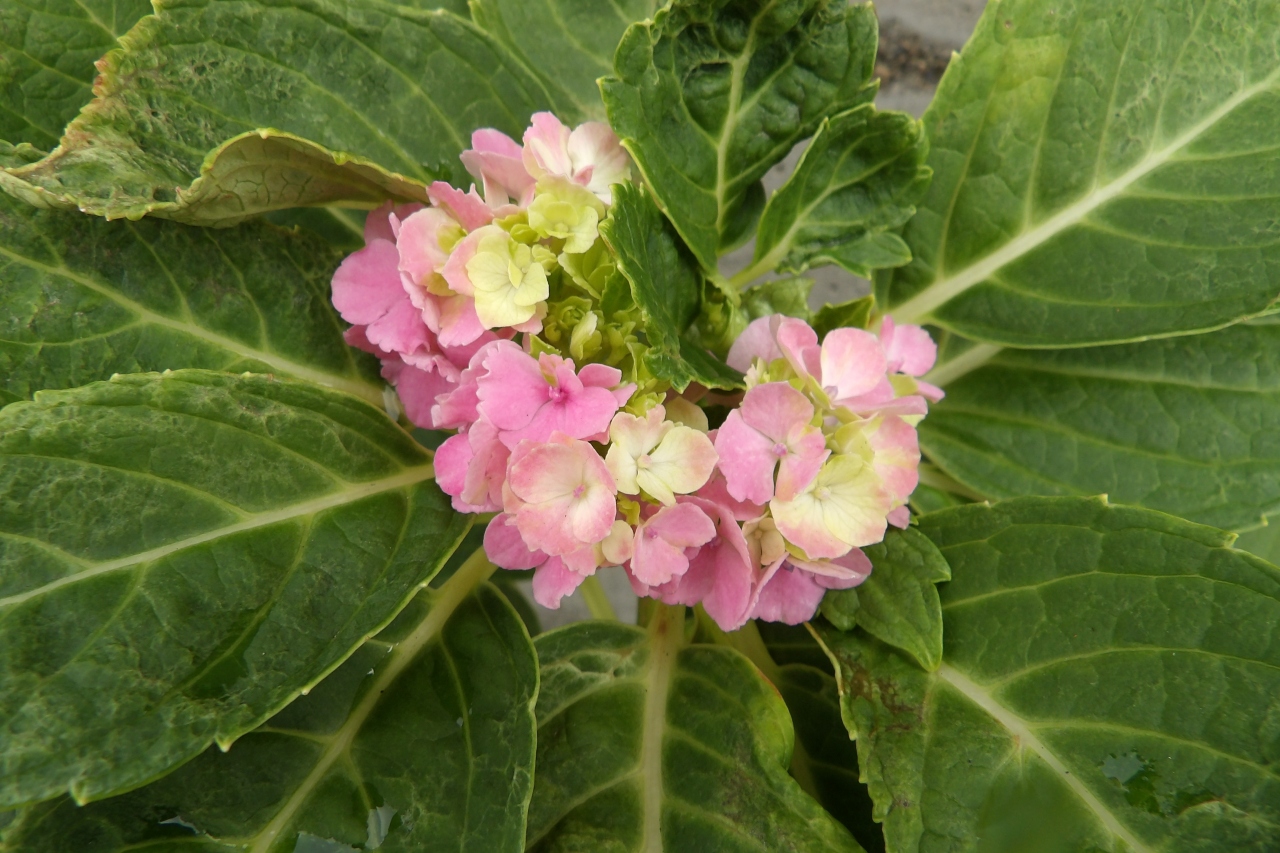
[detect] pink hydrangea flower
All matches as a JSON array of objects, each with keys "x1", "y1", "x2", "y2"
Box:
[
  {"x1": 483, "y1": 514, "x2": 589, "y2": 609},
  {"x1": 504, "y1": 433, "x2": 618, "y2": 561},
  {"x1": 628, "y1": 502, "x2": 717, "y2": 587},
  {"x1": 714, "y1": 383, "x2": 828, "y2": 505},
  {"x1": 460, "y1": 128, "x2": 536, "y2": 208},
  {"x1": 770, "y1": 454, "x2": 892, "y2": 559},
  {"x1": 477, "y1": 344, "x2": 633, "y2": 447},
  {"x1": 522, "y1": 112, "x2": 631, "y2": 203},
  {"x1": 646, "y1": 497, "x2": 758, "y2": 631},
  {"x1": 434, "y1": 419, "x2": 510, "y2": 513},
  {"x1": 748, "y1": 550, "x2": 872, "y2": 624}
]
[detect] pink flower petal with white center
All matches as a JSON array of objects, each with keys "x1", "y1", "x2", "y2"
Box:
[
  {"x1": 866, "y1": 415, "x2": 921, "y2": 504},
  {"x1": 820, "y1": 327, "x2": 887, "y2": 401},
  {"x1": 567, "y1": 122, "x2": 630, "y2": 202},
  {"x1": 748, "y1": 563, "x2": 828, "y2": 624},
  {"x1": 531, "y1": 557, "x2": 587, "y2": 609},
  {"x1": 717, "y1": 382, "x2": 827, "y2": 504},
  {"x1": 881, "y1": 317, "x2": 938, "y2": 376},
  {"x1": 523, "y1": 112, "x2": 574, "y2": 180},
  {"x1": 775, "y1": 316, "x2": 821, "y2": 379},
  {"x1": 396, "y1": 207, "x2": 455, "y2": 287},
  {"x1": 771, "y1": 455, "x2": 891, "y2": 559},
  {"x1": 888, "y1": 506, "x2": 911, "y2": 528},
  {"x1": 727, "y1": 316, "x2": 784, "y2": 372},
  {"x1": 428, "y1": 181, "x2": 494, "y2": 232},
  {"x1": 484, "y1": 513, "x2": 545, "y2": 570},
  {"x1": 629, "y1": 503, "x2": 716, "y2": 586},
  {"x1": 393, "y1": 362, "x2": 455, "y2": 429},
  {"x1": 475, "y1": 343, "x2": 548, "y2": 430},
  {"x1": 508, "y1": 435, "x2": 617, "y2": 556}
]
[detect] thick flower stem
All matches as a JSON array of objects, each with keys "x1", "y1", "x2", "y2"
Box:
[{"x1": 579, "y1": 574, "x2": 618, "y2": 620}]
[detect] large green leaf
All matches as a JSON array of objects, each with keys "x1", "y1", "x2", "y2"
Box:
[
  {"x1": 0, "y1": 0, "x2": 151, "y2": 151},
  {"x1": 880, "y1": 0, "x2": 1280, "y2": 347},
  {"x1": 0, "y1": 192, "x2": 382, "y2": 408},
  {"x1": 0, "y1": 370, "x2": 470, "y2": 808},
  {"x1": 822, "y1": 527, "x2": 951, "y2": 672},
  {"x1": 601, "y1": 0, "x2": 878, "y2": 270},
  {"x1": 601, "y1": 182, "x2": 744, "y2": 390},
  {"x1": 1, "y1": 0, "x2": 556, "y2": 223},
  {"x1": 471, "y1": 0, "x2": 659, "y2": 121},
  {"x1": 748, "y1": 105, "x2": 930, "y2": 280},
  {"x1": 921, "y1": 322, "x2": 1280, "y2": 532},
  {"x1": 526, "y1": 608, "x2": 864, "y2": 851},
  {"x1": 0, "y1": 556, "x2": 538, "y2": 853},
  {"x1": 817, "y1": 497, "x2": 1280, "y2": 853}
]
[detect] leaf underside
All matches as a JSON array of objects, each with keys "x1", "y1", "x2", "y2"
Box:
[
  {"x1": 0, "y1": 370, "x2": 469, "y2": 808},
  {"x1": 880, "y1": 0, "x2": 1280, "y2": 346},
  {"x1": 818, "y1": 496, "x2": 1280, "y2": 853}
]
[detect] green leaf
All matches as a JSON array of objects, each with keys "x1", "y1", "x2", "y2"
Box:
[
  {"x1": 600, "y1": 182, "x2": 744, "y2": 390},
  {"x1": 921, "y1": 322, "x2": 1280, "y2": 532},
  {"x1": 0, "y1": 192, "x2": 383, "y2": 408},
  {"x1": 0, "y1": 370, "x2": 470, "y2": 808},
  {"x1": 470, "y1": 0, "x2": 659, "y2": 121},
  {"x1": 526, "y1": 608, "x2": 865, "y2": 851},
  {"x1": 879, "y1": 0, "x2": 1280, "y2": 347},
  {"x1": 0, "y1": 0, "x2": 151, "y2": 151},
  {"x1": 812, "y1": 294, "x2": 875, "y2": 337},
  {"x1": 2, "y1": 0, "x2": 556, "y2": 223},
  {"x1": 752, "y1": 106, "x2": 930, "y2": 278},
  {"x1": 1234, "y1": 520, "x2": 1280, "y2": 565},
  {"x1": 824, "y1": 527, "x2": 951, "y2": 672},
  {"x1": 0, "y1": 557, "x2": 538, "y2": 853},
  {"x1": 775, "y1": 663, "x2": 885, "y2": 853},
  {"x1": 601, "y1": 0, "x2": 878, "y2": 270},
  {"x1": 817, "y1": 496, "x2": 1280, "y2": 853},
  {"x1": 741, "y1": 277, "x2": 813, "y2": 321}
]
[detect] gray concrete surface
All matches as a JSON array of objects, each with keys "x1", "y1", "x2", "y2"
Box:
[{"x1": 529, "y1": 0, "x2": 987, "y2": 630}]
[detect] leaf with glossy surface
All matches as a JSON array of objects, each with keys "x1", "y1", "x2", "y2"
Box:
[
  {"x1": 0, "y1": 192, "x2": 382, "y2": 408},
  {"x1": 880, "y1": 0, "x2": 1280, "y2": 346},
  {"x1": 0, "y1": 370, "x2": 470, "y2": 808},
  {"x1": 601, "y1": 182, "x2": 744, "y2": 390},
  {"x1": 922, "y1": 322, "x2": 1280, "y2": 532},
  {"x1": 812, "y1": 294, "x2": 875, "y2": 338},
  {"x1": 1, "y1": 558, "x2": 538, "y2": 853},
  {"x1": 752, "y1": 106, "x2": 929, "y2": 278},
  {"x1": 818, "y1": 496, "x2": 1280, "y2": 853},
  {"x1": 2, "y1": 0, "x2": 555, "y2": 222},
  {"x1": 601, "y1": 0, "x2": 878, "y2": 270},
  {"x1": 471, "y1": 0, "x2": 659, "y2": 121},
  {"x1": 822, "y1": 528, "x2": 950, "y2": 671},
  {"x1": 0, "y1": 0, "x2": 151, "y2": 150},
  {"x1": 526, "y1": 609, "x2": 864, "y2": 851}
]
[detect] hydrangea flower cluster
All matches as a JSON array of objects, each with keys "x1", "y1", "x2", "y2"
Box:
[{"x1": 331, "y1": 113, "x2": 942, "y2": 629}]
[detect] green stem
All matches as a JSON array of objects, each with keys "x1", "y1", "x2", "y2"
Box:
[
  {"x1": 728, "y1": 257, "x2": 774, "y2": 290},
  {"x1": 579, "y1": 574, "x2": 618, "y2": 621}
]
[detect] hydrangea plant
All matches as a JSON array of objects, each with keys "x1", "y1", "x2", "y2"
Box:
[{"x1": 0, "y1": 1, "x2": 1277, "y2": 852}]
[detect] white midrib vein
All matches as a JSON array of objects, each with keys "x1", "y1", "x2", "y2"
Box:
[
  {"x1": 891, "y1": 67, "x2": 1280, "y2": 325},
  {"x1": 0, "y1": 465, "x2": 434, "y2": 609},
  {"x1": 0, "y1": 245, "x2": 385, "y2": 407},
  {"x1": 641, "y1": 605, "x2": 682, "y2": 853},
  {"x1": 936, "y1": 664, "x2": 1154, "y2": 853},
  {"x1": 246, "y1": 548, "x2": 496, "y2": 853}
]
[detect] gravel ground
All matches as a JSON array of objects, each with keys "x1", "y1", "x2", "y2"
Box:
[{"x1": 520, "y1": 0, "x2": 988, "y2": 630}]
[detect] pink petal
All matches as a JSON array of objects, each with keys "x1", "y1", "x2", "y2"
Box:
[
  {"x1": 867, "y1": 416, "x2": 921, "y2": 503},
  {"x1": 476, "y1": 343, "x2": 548, "y2": 431},
  {"x1": 695, "y1": 469, "x2": 767, "y2": 522},
  {"x1": 531, "y1": 557, "x2": 587, "y2": 609},
  {"x1": 436, "y1": 293, "x2": 486, "y2": 348},
  {"x1": 363, "y1": 201, "x2": 398, "y2": 244},
  {"x1": 918, "y1": 381, "x2": 945, "y2": 402},
  {"x1": 630, "y1": 503, "x2": 716, "y2": 586},
  {"x1": 502, "y1": 385, "x2": 620, "y2": 448},
  {"x1": 394, "y1": 363, "x2": 455, "y2": 429},
  {"x1": 428, "y1": 181, "x2": 494, "y2": 232},
  {"x1": 714, "y1": 409, "x2": 781, "y2": 506},
  {"x1": 681, "y1": 498, "x2": 757, "y2": 631},
  {"x1": 523, "y1": 112, "x2": 573, "y2": 179},
  {"x1": 775, "y1": 316, "x2": 821, "y2": 380},
  {"x1": 740, "y1": 382, "x2": 813, "y2": 442},
  {"x1": 749, "y1": 564, "x2": 827, "y2": 624},
  {"x1": 397, "y1": 208, "x2": 455, "y2": 286},
  {"x1": 727, "y1": 316, "x2": 783, "y2": 372},
  {"x1": 460, "y1": 128, "x2": 535, "y2": 206},
  {"x1": 434, "y1": 433, "x2": 488, "y2": 513},
  {"x1": 579, "y1": 363, "x2": 624, "y2": 389},
  {"x1": 442, "y1": 229, "x2": 481, "y2": 297},
  {"x1": 331, "y1": 239, "x2": 405, "y2": 327},
  {"x1": 882, "y1": 318, "x2": 938, "y2": 376},
  {"x1": 484, "y1": 514, "x2": 546, "y2": 570},
  {"x1": 460, "y1": 421, "x2": 509, "y2": 511},
  {"x1": 888, "y1": 506, "x2": 911, "y2": 528},
  {"x1": 820, "y1": 328, "x2": 887, "y2": 401},
  {"x1": 774, "y1": 428, "x2": 828, "y2": 502}
]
